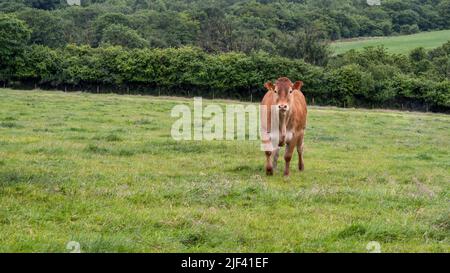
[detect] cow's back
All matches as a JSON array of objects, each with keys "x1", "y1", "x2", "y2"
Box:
[{"x1": 288, "y1": 90, "x2": 307, "y2": 131}]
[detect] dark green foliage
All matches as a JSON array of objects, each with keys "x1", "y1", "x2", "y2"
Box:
[
  {"x1": 438, "y1": 0, "x2": 450, "y2": 28},
  {"x1": 323, "y1": 64, "x2": 375, "y2": 107},
  {"x1": 0, "y1": 14, "x2": 30, "y2": 60},
  {"x1": 2, "y1": 0, "x2": 448, "y2": 61},
  {"x1": 24, "y1": 0, "x2": 63, "y2": 10},
  {"x1": 0, "y1": 14, "x2": 31, "y2": 82},
  {"x1": 11, "y1": 44, "x2": 321, "y2": 92},
  {"x1": 0, "y1": 0, "x2": 26, "y2": 12},
  {"x1": 16, "y1": 45, "x2": 61, "y2": 84},
  {"x1": 326, "y1": 45, "x2": 450, "y2": 110},
  {"x1": 16, "y1": 8, "x2": 66, "y2": 48},
  {"x1": 100, "y1": 24, "x2": 148, "y2": 49}
]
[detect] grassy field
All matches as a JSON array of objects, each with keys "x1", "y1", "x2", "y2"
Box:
[
  {"x1": 0, "y1": 89, "x2": 449, "y2": 253},
  {"x1": 332, "y1": 29, "x2": 450, "y2": 55}
]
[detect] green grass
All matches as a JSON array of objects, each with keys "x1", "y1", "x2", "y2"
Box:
[
  {"x1": 332, "y1": 29, "x2": 450, "y2": 55},
  {"x1": 0, "y1": 89, "x2": 449, "y2": 253}
]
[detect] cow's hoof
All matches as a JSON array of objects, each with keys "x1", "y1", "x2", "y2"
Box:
[
  {"x1": 283, "y1": 170, "x2": 290, "y2": 176},
  {"x1": 266, "y1": 167, "x2": 274, "y2": 176},
  {"x1": 299, "y1": 164, "x2": 304, "y2": 171}
]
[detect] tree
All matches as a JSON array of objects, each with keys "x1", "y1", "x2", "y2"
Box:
[
  {"x1": 92, "y1": 13, "x2": 133, "y2": 46},
  {"x1": 17, "y1": 9, "x2": 66, "y2": 48},
  {"x1": 16, "y1": 45, "x2": 62, "y2": 85},
  {"x1": 57, "y1": 5, "x2": 102, "y2": 45},
  {"x1": 0, "y1": 15, "x2": 30, "y2": 59},
  {"x1": 0, "y1": 15, "x2": 31, "y2": 82},
  {"x1": 275, "y1": 25, "x2": 331, "y2": 66},
  {"x1": 24, "y1": 0, "x2": 63, "y2": 10},
  {"x1": 0, "y1": 0, "x2": 26, "y2": 12},
  {"x1": 130, "y1": 10, "x2": 199, "y2": 48},
  {"x1": 394, "y1": 10, "x2": 420, "y2": 26},
  {"x1": 100, "y1": 24, "x2": 148, "y2": 49},
  {"x1": 194, "y1": 3, "x2": 233, "y2": 53},
  {"x1": 438, "y1": 0, "x2": 450, "y2": 28}
]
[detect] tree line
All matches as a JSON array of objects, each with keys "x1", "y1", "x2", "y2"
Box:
[
  {"x1": 1, "y1": 14, "x2": 449, "y2": 112},
  {"x1": 1, "y1": 0, "x2": 450, "y2": 64}
]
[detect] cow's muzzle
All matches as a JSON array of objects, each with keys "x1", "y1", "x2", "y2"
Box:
[{"x1": 278, "y1": 104, "x2": 288, "y2": 112}]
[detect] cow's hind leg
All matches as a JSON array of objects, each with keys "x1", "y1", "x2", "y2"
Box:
[
  {"x1": 272, "y1": 147, "x2": 280, "y2": 170},
  {"x1": 297, "y1": 130, "x2": 305, "y2": 171},
  {"x1": 284, "y1": 138, "x2": 297, "y2": 176}
]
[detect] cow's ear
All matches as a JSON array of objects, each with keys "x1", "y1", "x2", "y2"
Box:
[
  {"x1": 293, "y1": 81, "x2": 303, "y2": 91},
  {"x1": 264, "y1": 81, "x2": 275, "y2": 92}
]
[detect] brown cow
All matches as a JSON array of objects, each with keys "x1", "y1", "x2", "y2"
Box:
[{"x1": 260, "y1": 77, "x2": 307, "y2": 176}]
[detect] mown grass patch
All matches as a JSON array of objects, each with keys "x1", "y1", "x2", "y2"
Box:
[{"x1": 332, "y1": 29, "x2": 450, "y2": 55}]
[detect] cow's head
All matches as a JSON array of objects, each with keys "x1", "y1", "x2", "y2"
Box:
[{"x1": 264, "y1": 77, "x2": 303, "y2": 114}]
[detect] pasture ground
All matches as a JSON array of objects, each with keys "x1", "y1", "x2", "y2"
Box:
[
  {"x1": 0, "y1": 89, "x2": 449, "y2": 252},
  {"x1": 331, "y1": 29, "x2": 450, "y2": 55}
]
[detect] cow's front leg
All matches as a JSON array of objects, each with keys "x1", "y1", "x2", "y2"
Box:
[
  {"x1": 284, "y1": 138, "x2": 297, "y2": 176},
  {"x1": 265, "y1": 150, "x2": 274, "y2": 176},
  {"x1": 279, "y1": 126, "x2": 286, "y2": 147},
  {"x1": 262, "y1": 133, "x2": 275, "y2": 176}
]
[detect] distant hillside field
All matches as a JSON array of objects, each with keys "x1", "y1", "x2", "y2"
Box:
[{"x1": 332, "y1": 30, "x2": 450, "y2": 55}]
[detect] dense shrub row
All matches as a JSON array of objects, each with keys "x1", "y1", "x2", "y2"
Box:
[
  {"x1": 5, "y1": 45, "x2": 321, "y2": 95},
  {"x1": 326, "y1": 44, "x2": 450, "y2": 111},
  {"x1": 1, "y1": 43, "x2": 449, "y2": 112}
]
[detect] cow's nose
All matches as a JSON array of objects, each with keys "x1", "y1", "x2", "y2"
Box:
[{"x1": 278, "y1": 104, "x2": 288, "y2": 110}]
